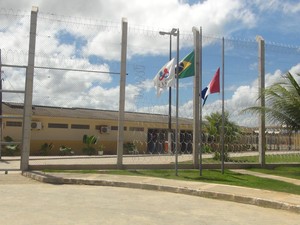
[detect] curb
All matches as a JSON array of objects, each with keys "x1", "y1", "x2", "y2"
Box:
[{"x1": 22, "y1": 171, "x2": 300, "y2": 214}]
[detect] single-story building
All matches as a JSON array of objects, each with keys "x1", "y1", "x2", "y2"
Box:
[{"x1": 1, "y1": 102, "x2": 193, "y2": 155}]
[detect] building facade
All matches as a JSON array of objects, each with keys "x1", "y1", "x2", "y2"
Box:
[{"x1": 1, "y1": 102, "x2": 193, "y2": 155}]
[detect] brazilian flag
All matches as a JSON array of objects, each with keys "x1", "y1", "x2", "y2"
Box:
[{"x1": 177, "y1": 51, "x2": 194, "y2": 79}]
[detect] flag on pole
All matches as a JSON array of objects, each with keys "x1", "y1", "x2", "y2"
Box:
[
  {"x1": 153, "y1": 58, "x2": 176, "y2": 96},
  {"x1": 201, "y1": 67, "x2": 220, "y2": 106},
  {"x1": 177, "y1": 51, "x2": 194, "y2": 79}
]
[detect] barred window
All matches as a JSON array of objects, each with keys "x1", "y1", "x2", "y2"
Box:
[
  {"x1": 71, "y1": 124, "x2": 90, "y2": 129},
  {"x1": 111, "y1": 126, "x2": 118, "y2": 131},
  {"x1": 111, "y1": 126, "x2": 127, "y2": 131},
  {"x1": 129, "y1": 127, "x2": 144, "y2": 132},
  {"x1": 96, "y1": 125, "x2": 127, "y2": 131},
  {"x1": 48, "y1": 123, "x2": 68, "y2": 129},
  {"x1": 6, "y1": 121, "x2": 22, "y2": 127}
]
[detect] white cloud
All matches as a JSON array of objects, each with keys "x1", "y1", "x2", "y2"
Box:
[
  {"x1": 1, "y1": 0, "x2": 299, "y2": 128},
  {"x1": 0, "y1": 0, "x2": 259, "y2": 59},
  {"x1": 290, "y1": 63, "x2": 300, "y2": 80},
  {"x1": 199, "y1": 65, "x2": 300, "y2": 127},
  {"x1": 83, "y1": 31, "x2": 120, "y2": 61},
  {"x1": 251, "y1": 0, "x2": 300, "y2": 14}
]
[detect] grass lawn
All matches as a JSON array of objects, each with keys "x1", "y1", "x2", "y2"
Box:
[
  {"x1": 103, "y1": 169, "x2": 300, "y2": 195},
  {"x1": 249, "y1": 166, "x2": 300, "y2": 180},
  {"x1": 44, "y1": 153, "x2": 300, "y2": 195},
  {"x1": 202, "y1": 153, "x2": 300, "y2": 163},
  {"x1": 184, "y1": 153, "x2": 300, "y2": 164},
  {"x1": 229, "y1": 153, "x2": 300, "y2": 163}
]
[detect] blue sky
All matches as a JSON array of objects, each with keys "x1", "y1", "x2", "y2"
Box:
[{"x1": 0, "y1": 0, "x2": 300, "y2": 127}]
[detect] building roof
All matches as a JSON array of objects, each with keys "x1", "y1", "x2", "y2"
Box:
[{"x1": 2, "y1": 102, "x2": 193, "y2": 125}]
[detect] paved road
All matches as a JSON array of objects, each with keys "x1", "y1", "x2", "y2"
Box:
[{"x1": 1, "y1": 173, "x2": 300, "y2": 225}]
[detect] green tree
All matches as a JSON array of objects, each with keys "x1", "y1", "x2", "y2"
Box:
[
  {"x1": 203, "y1": 111, "x2": 240, "y2": 161},
  {"x1": 244, "y1": 72, "x2": 300, "y2": 131}
]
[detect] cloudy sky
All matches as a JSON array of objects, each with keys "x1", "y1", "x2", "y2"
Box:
[{"x1": 0, "y1": 0, "x2": 299, "y2": 127}]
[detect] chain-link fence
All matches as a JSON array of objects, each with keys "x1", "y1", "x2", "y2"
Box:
[{"x1": 0, "y1": 8, "x2": 299, "y2": 170}]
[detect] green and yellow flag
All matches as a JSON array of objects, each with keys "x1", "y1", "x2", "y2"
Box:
[{"x1": 177, "y1": 51, "x2": 194, "y2": 79}]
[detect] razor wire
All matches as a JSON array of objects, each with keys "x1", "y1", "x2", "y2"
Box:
[{"x1": 0, "y1": 9, "x2": 299, "y2": 166}]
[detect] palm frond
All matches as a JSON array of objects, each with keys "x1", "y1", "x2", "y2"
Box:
[{"x1": 242, "y1": 72, "x2": 300, "y2": 131}]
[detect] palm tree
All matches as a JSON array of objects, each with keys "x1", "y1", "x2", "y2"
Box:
[
  {"x1": 82, "y1": 134, "x2": 98, "y2": 155},
  {"x1": 244, "y1": 72, "x2": 300, "y2": 131}
]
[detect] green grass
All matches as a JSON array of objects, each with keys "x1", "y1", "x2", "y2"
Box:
[
  {"x1": 43, "y1": 154, "x2": 300, "y2": 195},
  {"x1": 232, "y1": 153, "x2": 300, "y2": 163},
  {"x1": 249, "y1": 166, "x2": 300, "y2": 180},
  {"x1": 102, "y1": 169, "x2": 300, "y2": 195},
  {"x1": 192, "y1": 153, "x2": 300, "y2": 164},
  {"x1": 44, "y1": 168, "x2": 300, "y2": 195}
]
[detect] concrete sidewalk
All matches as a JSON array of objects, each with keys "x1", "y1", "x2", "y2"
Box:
[{"x1": 23, "y1": 171, "x2": 300, "y2": 214}]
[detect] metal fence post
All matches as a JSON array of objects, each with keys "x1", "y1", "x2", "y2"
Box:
[{"x1": 192, "y1": 27, "x2": 200, "y2": 169}]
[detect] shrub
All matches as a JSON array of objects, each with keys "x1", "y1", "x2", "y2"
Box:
[
  {"x1": 123, "y1": 142, "x2": 137, "y2": 154},
  {"x1": 3, "y1": 136, "x2": 19, "y2": 156},
  {"x1": 59, "y1": 146, "x2": 74, "y2": 156},
  {"x1": 82, "y1": 134, "x2": 97, "y2": 155},
  {"x1": 201, "y1": 145, "x2": 212, "y2": 153},
  {"x1": 213, "y1": 150, "x2": 230, "y2": 162},
  {"x1": 39, "y1": 143, "x2": 53, "y2": 156}
]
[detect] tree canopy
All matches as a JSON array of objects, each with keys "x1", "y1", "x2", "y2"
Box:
[{"x1": 203, "y1": 111, "x2": 240, "y2": 143}]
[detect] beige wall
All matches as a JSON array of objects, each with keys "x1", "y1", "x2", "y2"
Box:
[{"x1": 3, "y1": 115, "x2": 192, "y2": 155}]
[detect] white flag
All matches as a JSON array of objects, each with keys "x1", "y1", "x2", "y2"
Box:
[{"x1": 153, "y1": 58, "x2": 175, "y2": 97}]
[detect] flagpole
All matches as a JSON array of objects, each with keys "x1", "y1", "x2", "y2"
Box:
[
  {"x1": 221, "y1": 37, "x2": 225, "y2": 174},
  {"x1": 199, "y1": 27, "x2": 203, "y2": 176},
  {"x1": 175, "y1": 28, "x2": 180, "y2": 176},
  {"x1": 159, "y1": 29, "x2": 177, "y2": 154},
  {"x1": 192, "y1": 26, "x2": 200, "y2": 173}
]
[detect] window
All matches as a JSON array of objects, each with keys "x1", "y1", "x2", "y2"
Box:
[
  {"x1": 111, "y1": 126, "x2": 118, "y2": 131},
  {"x1": 110, "y1": 126, "x2": 127, "y2": 131},
  {"x1": 96, "y1": 125, "x2": 127, "y2": 131},
  {"x1": 6, "y1": 121, "x2": 22, "y2": 127},
  {"x1": 71, "y1": 124, "x2": 90, "y2": 129},
  {"x1": 129, "y1": 127, "x2": 144, "y2": 132},
  {"x1": 48, "y1": 123, "x2": 68, "y2": 129}
]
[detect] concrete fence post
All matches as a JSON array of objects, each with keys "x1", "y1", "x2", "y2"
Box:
[
  {"x1": 21, "y1": 6, "x2": 38, "y2": 171},
  {"x1": 117, "y1": 18, "x2": 128, "y2": 169}
]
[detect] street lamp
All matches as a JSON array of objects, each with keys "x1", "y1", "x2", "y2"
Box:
[{"x1": 159, "y1": 28, "x2": 177, "y2": 154}]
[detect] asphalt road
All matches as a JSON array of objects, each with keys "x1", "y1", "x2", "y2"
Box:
[{"x1": 0, "y1": 173, "x2": 300, "y2": 225}]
